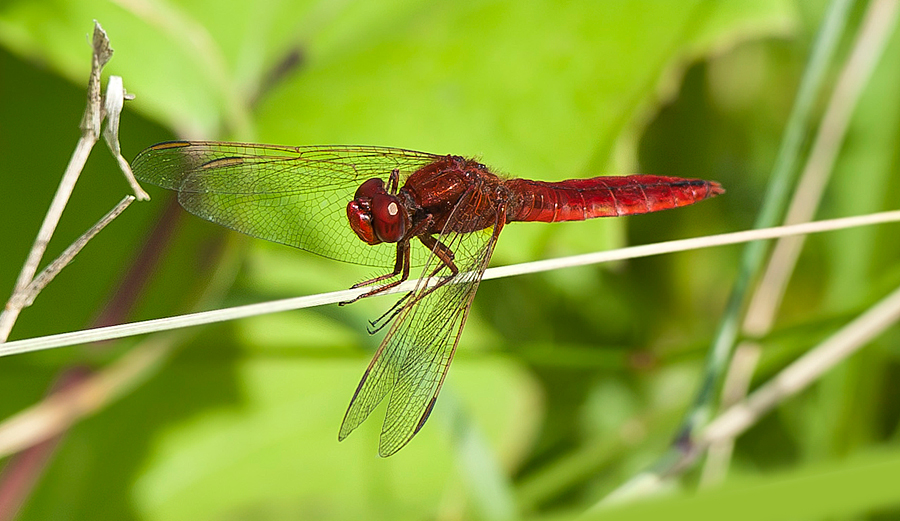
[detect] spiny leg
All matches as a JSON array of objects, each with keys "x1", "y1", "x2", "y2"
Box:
[
  {"x1": 367, "y1": 234, "x2": 459, "y2": 334},
  {"x1": 390, "y1": 234, "x2": 460, "y2": 311},
  {"x1": 341, "y1": 207, "x2": 440, "y2": 307},
  {"x1": 339, "y1": 240, "x2": 411, "y2": 305},
  {"x1": 386, "y1": 168, "x2": 400, "y2": 193},
  {"x1": 419, "y1": 234, "x2": 458, "y2": 279},
  {"x1": 366, "y1": 292, "x2": 414, "y2": 334},
  {"x1": 351, "y1": 241, "x2": 407, "y2": 288},
  {"x1": 401, "y1": 212, "x2": 507, "y2": 317}
]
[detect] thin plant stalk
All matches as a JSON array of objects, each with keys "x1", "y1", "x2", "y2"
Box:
[
  {"x1": 597, "y1": 0, "x2": 856, "y2": 505},
  {"x1": 0, "y1": 22, "x2": 145, "y2": 342},
  {"x1": 680, "y1": 0, "x2": 855, "y2": 440},
  {"x1": 701, "y1": 0, "x2": 900, "y2": 487},
  {"x1": 0, "y1": 24, "x2": 113, "y2": 341},
  {"x1": 0, "y1": 209, "x2": 898, "y2": 358}
]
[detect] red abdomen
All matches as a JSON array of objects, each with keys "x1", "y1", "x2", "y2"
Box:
[{"x1": 505, "y1": 175, "x2": 724, "y2": 223}]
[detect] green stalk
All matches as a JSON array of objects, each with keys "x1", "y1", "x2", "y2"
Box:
[{"x1": 679, "y1": 0, "x2": 856, "y2": 443}]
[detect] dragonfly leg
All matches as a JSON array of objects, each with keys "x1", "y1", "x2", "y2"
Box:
[
  {"x1": 386, "y1": 168, "x2": 400, "y2": 193},
  {"x1": 340, "y1": 240, "x2": 412, "y2": 305},
  {"x1": 406, "y1": 209, "x2": 507, "y2": 309},
  {"x1": 418, "y1": 234, "x2": 458, "y2": 278},
  {"x1": 340, "y1": 209, "x2": 440, "y2": 306},
  {"x1": 366, "y1": 292, "x2": 414, "y2": 334},
  {"x1": 350, "y1": 241, "x2": 407, "y2": 288},
  {"x1": 364, "y1": 234, "x2": 459, "y2": 333},
  {"x1": 393, "y1": 235, "x2": 459, "y2": 303}
]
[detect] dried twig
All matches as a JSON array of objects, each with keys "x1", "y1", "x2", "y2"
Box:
[
  {"x1": 0, "y1": 21, "x2": 145, "y2": 342},
  {"x1": 104, "y1": 76, "x2": 148, "y2": 200},
  {"x1": 0, "y1": 337, "x2": 173, "y2": 458},
  {"x1": 701, "y1": 282, "x2": 900, "y2": 448},
  {"x1": 7, "y1": 196, "x2": 136, "y2": 310}
]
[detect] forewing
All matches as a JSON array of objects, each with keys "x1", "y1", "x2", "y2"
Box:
[
  {"x1": 131, "y1": 141, "x2": 442, "y2": 267},
  {"x1": 338, "y1": 188, "x2": 501, "y2": 456}
]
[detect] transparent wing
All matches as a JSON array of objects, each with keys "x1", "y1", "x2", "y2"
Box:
[
  {"x1": 131, "y1": 141, "x2": 443, "y2": 267},
  {"x1": 338, "y1": 188, "x2": 502, "y2": 456}
]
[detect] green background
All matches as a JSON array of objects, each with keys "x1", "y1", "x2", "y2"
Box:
[{"x1": 1, "y1": 0, "x2": 899, "y2": 519}]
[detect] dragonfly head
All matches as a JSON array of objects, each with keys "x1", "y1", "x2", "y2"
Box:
[{"x1": 347, "y1": 178, "x2": 410, "y2": 245}]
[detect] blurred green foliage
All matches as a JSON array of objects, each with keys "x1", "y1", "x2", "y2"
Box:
[{"x1": 0, "y1": 0, "x2": 899, "y2": 519}]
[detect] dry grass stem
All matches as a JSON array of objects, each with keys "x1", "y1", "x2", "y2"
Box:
[
  {"x1": 0, "y1": 22, "x2": 143, "y2": 342},
  {"x1": 1, "y1": 210, "x2": 898, "y2": 358}
]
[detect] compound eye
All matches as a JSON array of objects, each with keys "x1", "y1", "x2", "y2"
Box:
[
  {"x1": 371, "y1": 194, "x2": 407, "y2": 243},
  {"x1": 347, "y1": 199, "x2": 379, "y2": 245},
  {"x1": 355, "y1": 178, "x2": 386, "y2": 199}
]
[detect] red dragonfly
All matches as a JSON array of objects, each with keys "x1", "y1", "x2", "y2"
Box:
[{"x1": 132, "y1": 141, "x2": 723, "y2": 456}]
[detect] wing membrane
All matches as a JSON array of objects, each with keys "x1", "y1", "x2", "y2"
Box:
[
  {"x1": 132, "y1": 141, "x2": 442, "y2": 267},
  {"x1": 338, "y1": 188, "x2": 502, "y2": 456}
]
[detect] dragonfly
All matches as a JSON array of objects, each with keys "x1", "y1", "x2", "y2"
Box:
[{"x1": 131, "y1": 141, "x2": 724, "y2": 456}]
